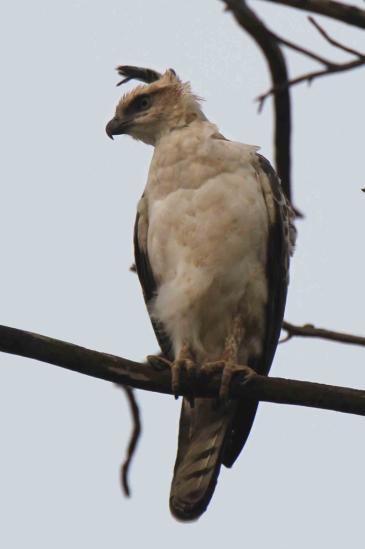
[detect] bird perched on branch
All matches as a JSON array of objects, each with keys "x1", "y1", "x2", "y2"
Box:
[{"x1": 106, "y1": 66, "x2": 296, "y2": 521}]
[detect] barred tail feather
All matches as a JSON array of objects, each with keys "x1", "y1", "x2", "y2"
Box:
[
  {"x1": 170, "y1": 398, "x2": 234, "y2": 521},
  {"x1": 170, "y1": 397, "x2": 259, "y2": 521}
]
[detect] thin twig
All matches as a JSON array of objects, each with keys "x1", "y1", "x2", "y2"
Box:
[
  {"x1": 255, "y1": 0, "x2": 365, "y2": 29},
  {"x1": 282, "y1": 321, "x2": 365, "y2": 347},
  {"x1": 257, "y1": 55, "x2": 365, "y2": 103},
  {"x1": 2, "y1": 324, "x2": 365, "y2": 416},
  {"x1": 268, "y1": 30, "x2": 335, "y2": 67},
  {"x1": 308, "y1": 16, "x2": 365, "y2": 58},
  {"x1": 257, "y1": 17, "x2": 365, "y2": 106},
  {"x1": 119, "y1": 386, "x2": 141, "y2": 497}
]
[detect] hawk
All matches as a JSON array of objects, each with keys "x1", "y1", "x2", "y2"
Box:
[{"x1": 106, "y1": 66, "x2": 296, "y2": 521}]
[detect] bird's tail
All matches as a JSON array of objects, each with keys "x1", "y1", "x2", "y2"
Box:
[
  {"x1": 170, "y1": 396, "x2": 257, "y2": 521},
  {"x1": 170, "y1": 398, "x2": 232, "y2": 521}
]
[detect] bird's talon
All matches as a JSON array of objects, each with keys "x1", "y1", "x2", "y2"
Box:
[
  {"x1": 233, "y1": 365, "x2": 256, "y2": 388},
  {"x1": 219, "y1": 362, "x2": 235, "y2": 401},
  {"x1": 171, "y1": 360, "x2": 182, "y2": 398},
  {"x1": 187, "y1": 395, "x2": 195, "y2": 408},
  {"x1": 171, "y1": 358, "x2": 197, "y2": 401},
  {"x1": 147, "y1": 354, "x2": 171, "y2": 371},
  {"x1": 202, "y1": 361, "x2": 255, "y2": 401}
]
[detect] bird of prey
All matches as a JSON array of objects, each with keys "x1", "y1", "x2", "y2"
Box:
[{"x1": 106, "y1": 66, "x2": 296, "y2": 521}]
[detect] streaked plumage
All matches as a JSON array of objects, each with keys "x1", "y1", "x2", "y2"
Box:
[{"x1": 106, "y1": 66, "x2": 296, "y2": 521}]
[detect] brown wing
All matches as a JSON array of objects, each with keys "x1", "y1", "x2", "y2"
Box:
[
  {"x1": 133, "y1": 206, "x2": 174, "y2": 361},
  {"x1": 255, "y1": 153, "x2": 295, "y2": 373},
  {"x1": 222, "y1": 153, "x2": 296, "y2": 467}
]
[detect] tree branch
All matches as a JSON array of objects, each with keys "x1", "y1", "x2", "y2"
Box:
[
  {"x1": 256, "y1": 0, "x2": 365, "y2": 29},
  {"x1": 222, "y1": 0, "x2": 295, "y2": 211},
  {"x1": 308, "y1": 15, "x2": 365, "y2": 57},
  {"x1": 257, "y1": 17, "x2": 365, "y2": 105},
  {"x1": 2, "y1": 324, "x2": 365, "y2": 417},
  {"x1": 282, "y1": 321, "x2": 365, "y2": 347},
  {"x1": 257, "y1": 55, "x2": 365, "y2": 102},
  {"x1": 270, "y1": 30, "x2": 335, "y2": 67},
  {"x1": 119, "y1": 385, "x2": 141, "y2": 497}
]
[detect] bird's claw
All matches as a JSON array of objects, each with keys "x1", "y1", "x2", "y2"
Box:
[
  {"x1": 202, "y1": 361, "x2": 255, "y2": 401},
  {"x1": 220, "y1": 362, "x2": 255, "y2": 401},
  {"x1": 147, "y1": 354, "x2": 171, "y2": 371},
  {"x1": 172, "y1": 358, "x2": 196, "y2": 404},
  {"x1": 147, "y1": 355, "x2": 196, "y2": 404},
  {"x1": 171, "y1": 360, "x2": 181, "y2": 399}
]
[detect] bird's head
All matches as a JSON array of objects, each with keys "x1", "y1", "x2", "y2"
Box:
[{"x1": 106, "y1": 65, "x2": 205, "y2": 145}]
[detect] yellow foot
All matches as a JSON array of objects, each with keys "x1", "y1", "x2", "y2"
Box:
[
  {"x1": 202, "y1": 361, "x2": 256, "y2": 401},
  {"x1": 172, "y1": 358, "x2": 196, "y2": 405},
  {"x1": 147, "y1": 355, "x2": 196, "y2": 403}
]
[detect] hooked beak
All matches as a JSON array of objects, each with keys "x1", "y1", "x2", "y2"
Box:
[{"x1": 105, "y1": 116, "x2": 131, "y2": 140}]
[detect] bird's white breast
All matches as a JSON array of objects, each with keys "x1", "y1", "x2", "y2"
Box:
[{"x1": 144, "y1": 121, "x2": 269, "y2": 361}]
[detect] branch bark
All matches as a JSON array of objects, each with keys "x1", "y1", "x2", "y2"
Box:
[
  {"x1": 258, "y1": 55, "x2": 365, "y2": 102},
  {"x1": 119, "y1": 386, "x2": 141, "y2": 497},
  {"x1": 308, "y1": 15, "x2": 365, "y2": 57},
  {"x1": 256, "y1": 0, "x2": 365, "y2": 29},
  {"x1": 256, "y1": 17, "x2": 365, "y2": 103},
  {"x1": 2, "y1": 324, "x2": 365, "y2": 417},
  {"x1": 282, "y1": 321, "x2": 365, "y2": 347}
]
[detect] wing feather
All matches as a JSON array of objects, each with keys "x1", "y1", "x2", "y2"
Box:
[
  {"x1": 222, "y1": 153, "x2": 296, "y2": 467},
  {"x1": 256, "y1": 153, "x2": 296, "y2": 374},
  {"x1": 133, "y1": 203, "x2": 174, "y2": 361}
]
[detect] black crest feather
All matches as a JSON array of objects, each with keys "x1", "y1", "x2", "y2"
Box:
[{"x1": 116, "y1": 65, "x2": 162, "y2": 87}]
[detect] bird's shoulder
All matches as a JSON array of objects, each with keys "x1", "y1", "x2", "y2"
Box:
[{"x1": 254, "y1": 153, "x2": 296, "y2": 256}]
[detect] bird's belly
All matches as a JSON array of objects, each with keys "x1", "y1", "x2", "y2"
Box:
[{"x1": 148, "y1": 175, "x2": 269, "y2": 360}]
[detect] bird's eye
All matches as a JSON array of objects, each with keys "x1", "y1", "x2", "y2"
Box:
[{"x1": 135, "y1": 95, "x2": 151, "y2": 111}]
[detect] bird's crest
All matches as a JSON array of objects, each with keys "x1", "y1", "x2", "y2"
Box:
[
  {"x1": 116, "y1": 65, "x2": 176, "y2": 87},
  {"x1": 114, "y1": 65, "x2": 185, "y2": 110}
]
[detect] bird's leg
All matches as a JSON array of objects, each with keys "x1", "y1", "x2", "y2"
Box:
[
  {"x1": 170, "y1": 342, "x2": 196, "y2": 402},
  {"x1": 147, "y1": 342, "x2": 196, "y2": 402},
  {"x1": 202, "y1": 316, "x2": 255, "y2": 401}
]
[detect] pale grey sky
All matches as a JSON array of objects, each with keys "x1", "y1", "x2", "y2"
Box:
[{"x1": 1, "y1": 1, "x2": 365, "y2": 547}]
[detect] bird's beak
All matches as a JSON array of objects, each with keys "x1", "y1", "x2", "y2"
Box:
[{"x1": 105, "y1": 116, "x2": 131, "y2": 140}]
